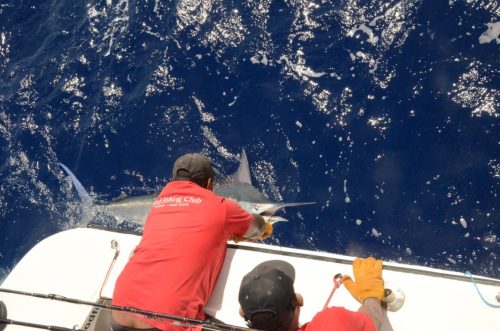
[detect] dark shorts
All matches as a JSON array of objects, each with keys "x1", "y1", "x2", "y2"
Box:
[{"x1": 111, "y1": 320, "x2": 161, "y2": 331}]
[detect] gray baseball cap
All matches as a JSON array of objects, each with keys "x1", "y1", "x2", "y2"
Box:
[{"x1": 172, "y1": 153, "x2": 214, "y2": 180}]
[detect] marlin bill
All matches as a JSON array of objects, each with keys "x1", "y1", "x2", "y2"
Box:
[{"x1": 58, "y1": 150, "x2": 315, "y2": 227}]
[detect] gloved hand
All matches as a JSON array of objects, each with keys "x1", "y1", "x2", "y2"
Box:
[
  {"x1": 229, "y1": 235, "x2": 251, "y2": 243},
  {"x1": 342, "y1": 257, "x2": 384, "y2": 303},
  {"x1": 259, "y1": 221, "x2": 273, "y2": 240},
  {"x1": 229, "y1": 220, "x2": 273, "y2": 242}
]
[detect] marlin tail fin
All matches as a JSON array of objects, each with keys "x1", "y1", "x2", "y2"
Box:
[{"x1": 58, "y1": 163, "x2": 95, "y2": 227}]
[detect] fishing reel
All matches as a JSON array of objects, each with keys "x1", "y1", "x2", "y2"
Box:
[{"x1": 383, "y1": 281, "x2": 405, "y2": 312}]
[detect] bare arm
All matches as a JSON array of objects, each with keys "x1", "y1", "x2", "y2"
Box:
[
  {"x1": 358, "y1": 298, "x2": 383, "y2": 331},
  {"x1": 342, "y1": 257, "x2": 385, "y2": 330}
]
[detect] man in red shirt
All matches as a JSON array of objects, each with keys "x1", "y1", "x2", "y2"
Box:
[
  {"x1": 238, "y1": 257, "x2": 385, "y2": 331},
  {"x1": 112, "y1": 153, "x2": 272, "y2": 331}
]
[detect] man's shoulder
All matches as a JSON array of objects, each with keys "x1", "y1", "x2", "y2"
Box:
[
  {"x1": 297, "y1": 307, "x2": 375, "y2": 331},
  {"x1": 162, "y1": 181, "x2": 216, "y2": 197}
]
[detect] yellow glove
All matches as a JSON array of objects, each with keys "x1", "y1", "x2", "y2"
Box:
[
  {"x1": 229, "y1": 221, "x2": 273, "y2": 242},
  {"x1": 259, "y1": 221, "x2": 273, "y2": 240},
  {"x1": 342, "y1": 257, "x2": 384, "y2": 303},
  {"x1": 229, "y1": 235, "x2": 251, "y2": 243}
]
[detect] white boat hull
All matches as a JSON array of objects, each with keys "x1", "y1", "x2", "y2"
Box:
[{"x1": 1, "y1": 227, "x2": 499, "y2": 330}]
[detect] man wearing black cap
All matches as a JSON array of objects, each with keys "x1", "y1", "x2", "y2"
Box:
[
  {"x1": 238, "y1": 258, "x2": 384, "y2": 331},
  {"x1": 112, "y1": 153, "x2": 273, "y2": 331}
]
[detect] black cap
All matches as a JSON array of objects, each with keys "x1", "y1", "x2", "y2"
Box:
[
  {"x1": 238, "y1": 260, "x2": 296, "y2": 331},
  {"x1": 172, "y1": 153, "x2": 214, "y2": 181}
]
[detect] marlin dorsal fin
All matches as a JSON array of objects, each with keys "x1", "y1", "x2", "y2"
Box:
[
  {"x1": 215, "y1": 149, "x2": 252, "y2": 185},
  {"x1": 235, "y1": 149, "x2": 252, "y2": 184}
]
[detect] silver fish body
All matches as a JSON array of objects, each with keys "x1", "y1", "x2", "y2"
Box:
[{"x1": 59, "y1": 150, "x2": 314, "y2": 226}]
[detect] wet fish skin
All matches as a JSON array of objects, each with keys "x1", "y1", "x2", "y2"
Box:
[{"x1": 58, "y1": 150, "x2": 315, "y2": 226}]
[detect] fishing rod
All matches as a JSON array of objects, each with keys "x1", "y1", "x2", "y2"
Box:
[
  {"x1": 0, "y1": 288, "x2": 258, "y2": 331},
  {"x1": 0, "y1": 317, "x2": 237, "y2": 331},
  {"x1": 1, "y1": 316, "x2": 84, "y2": 331}
]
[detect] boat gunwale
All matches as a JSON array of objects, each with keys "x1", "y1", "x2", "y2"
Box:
[{"x1": 86, "y1": 223, "x2": 500, "y2": 287}]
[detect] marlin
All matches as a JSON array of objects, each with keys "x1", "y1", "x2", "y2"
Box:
[{"x1": 58, "y1": 150, "x2": 315, "y2": 227}]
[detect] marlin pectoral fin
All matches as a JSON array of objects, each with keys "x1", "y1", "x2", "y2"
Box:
[{"x1": 262, "y1": 215, "x2": 289, "y2": 224}]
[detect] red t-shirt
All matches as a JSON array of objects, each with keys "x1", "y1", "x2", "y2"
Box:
[
  {"x1": 298, "y1": 307, "x2": 376, "y2": 331},
  {"x1": 112, "y1": 181, "x2": 252, "y2": 331}
]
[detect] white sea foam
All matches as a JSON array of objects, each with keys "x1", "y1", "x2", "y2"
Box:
[
  {"x1": 193, "y1": 96, "x2": 215, "y2": 122},
  {"x1": 278, "y1": 55, "x2": 327, "y2": 78},
  {"x1": 371, "y1": 228, "x2": 381, "y2": 237},
  {"x1": 343, "y1": 179, "x2": 351, "y2": 203},
  {"x1": 479, "y1": 22, "x2": 500, "y2": 44},
  {"x1": 459, "y1": 216, "x2": 468, "y2": 229},
  {"x1": 61, "y1": 76, "x2": 85, "y2": 98},
  {"x1": 228, "y1": 96, "x2": 238, "y2": 107},
  {"x1": 447, "y1": 257, "x2": 457, "y2": 265},
  {"x1": 201, "y1": 126, "x2": 232, "y2": 159},
  {"x1": 347, "y1": 24, "x2": 379, "y2": 45},
  {"x1": 87, "y1": 0, "x2": 130, "y2": 57},
  {"x1": 449, "y1": 61, "x2": 498, "y2": 118},
  {"x1": 250, "y1": 53, "x2": 269, "y2": 65},
  {"x1": 176, "y1": 0, "x2": 213, "y2": 32}
]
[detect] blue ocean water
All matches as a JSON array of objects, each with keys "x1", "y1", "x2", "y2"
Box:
[{"x1": 0, "y1": 0, "x2": 498, "y2": 282}]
